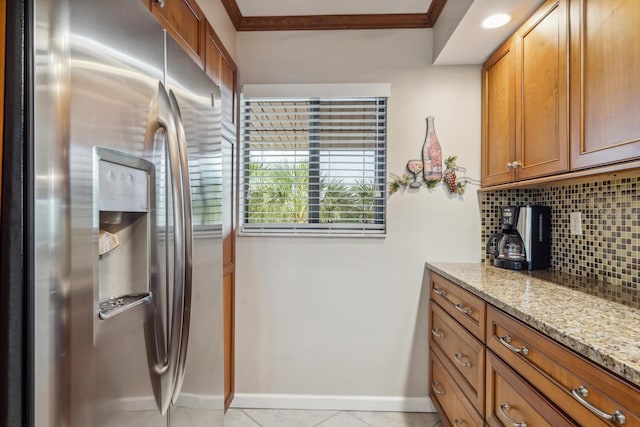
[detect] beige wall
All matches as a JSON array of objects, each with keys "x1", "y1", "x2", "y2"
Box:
[
  {"x1": 233, "y1": 28, "x2": 482, "y2": 410},
  {"x1": 197, "y1": 0, "x2": 237, "y2": 60}
]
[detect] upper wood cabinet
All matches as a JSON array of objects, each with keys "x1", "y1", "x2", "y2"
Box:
[
  {"x1": 205, "y1": 22, "x2": 237, "y2": 126},
  {"x1": 204, "y1": 26, "x2": 223, "y2": 86},
  {"x1": 150, "y1": 0, "x2": 206, "y2": 67},
  {"x1": 514, "y1": 0, "x2": 568, "y2": 180},
  {"x1": 569, "y1": 0, "x2": 640, "y2": 169},
  {"x1": 482, "y1": 38, "x2": 516, "y2": 187},
  {"x1": 482, "y1": 0, "x2": 568, "y2": 187},
  {"x1": 220, "y1": 60, "x2": 236, "y2": 125}
]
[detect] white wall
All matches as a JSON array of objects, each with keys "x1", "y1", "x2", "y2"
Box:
[{"x1": 234, "y1": 28, "x2": 482, "y2": 410}]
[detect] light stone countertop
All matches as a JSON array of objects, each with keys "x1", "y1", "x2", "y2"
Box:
[{"x1": 426, "y1": 262, "x2": 640, "y2": 388}]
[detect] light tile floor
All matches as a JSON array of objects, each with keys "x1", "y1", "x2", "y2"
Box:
[{"x1": 225, "y1": 408, "x2": 442, "y2": 427}]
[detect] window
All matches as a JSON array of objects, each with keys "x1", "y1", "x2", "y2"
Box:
[{"x1": 240, "y1": 86, "x2": 387, "y2": 236}]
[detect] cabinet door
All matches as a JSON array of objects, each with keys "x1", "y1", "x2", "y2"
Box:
[
  {"x1": 569, "y1": 0, "x2": 640, "y2": 169},
  {"x1": 515, "y1": 0, "x2": 569, "y2": 180},
  {"x1": 205, "y1": 23, "x2": 237, "y2": 126},
  {"x1": 220, "y1": 59, "x2": 236, "y2": 125},
  {"x1": 151, "y1": 0, "x2": 205, "y2": 66},
  {"x1": 204, "y1": 22, "x2": 222, "y2": 86},
  {"x1": 482, "y1": 39, "x2": 516, "y2": 186}
]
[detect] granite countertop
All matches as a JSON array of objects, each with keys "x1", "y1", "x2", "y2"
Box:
[{"x1": 426, "y1": 262, "x2": 640, "y2": 388}]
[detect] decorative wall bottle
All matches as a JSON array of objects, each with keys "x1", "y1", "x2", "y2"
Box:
[{"x1": 422, "y1": 116, "x2": 442, "y2": 181}]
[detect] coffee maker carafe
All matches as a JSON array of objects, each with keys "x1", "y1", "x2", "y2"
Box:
[{"x1": 486, "y1": 205, "x2": 551, "y2": 270}]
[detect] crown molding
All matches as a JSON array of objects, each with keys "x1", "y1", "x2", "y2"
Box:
[{"x1": 221, "y1": 0, "x2": 447, "y2": 31}]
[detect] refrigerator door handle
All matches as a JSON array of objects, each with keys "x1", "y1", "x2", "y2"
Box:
[
  {"x1": 144, "y1": 81, "x2": 186, "y2": 416},
  {"x1": 168, "y1": 89, "x2": 194, "y2": 404}
]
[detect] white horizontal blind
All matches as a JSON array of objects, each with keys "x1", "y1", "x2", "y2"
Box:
[{"x1": 240, "y1": 96, "x2": 387, "y2": 236}]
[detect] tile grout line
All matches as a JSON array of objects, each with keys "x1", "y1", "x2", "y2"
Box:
[
  {"x1": 348, "y1": 411, "x2": 376, "y2": 427},
  {"x1": 240, "y1": 408, "x2": 263, "y2": 427},
  {"x1": 311, "y1": 410, "x2": 342, "y2": 427}
]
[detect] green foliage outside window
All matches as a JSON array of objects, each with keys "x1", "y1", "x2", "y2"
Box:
[{"x1": 246, "y1": 161, "x2": 376, "y2": 224}]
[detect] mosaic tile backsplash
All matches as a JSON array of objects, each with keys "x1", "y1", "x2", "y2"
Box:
[{"x1": 479, "y1": 174, "x2": 639, "y2": 289}]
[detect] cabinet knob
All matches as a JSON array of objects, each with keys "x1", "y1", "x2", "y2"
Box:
[
  {"x1": 154, "y1": 0, "x2": 166, "y2": 8},
  {"x1": 506, "y1": 161, "x2": 521, "y2": 169}
]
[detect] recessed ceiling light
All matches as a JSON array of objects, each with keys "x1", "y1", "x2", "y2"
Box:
[{"x1": 482, "y1": 13, "x2": 511, "y2": 29}]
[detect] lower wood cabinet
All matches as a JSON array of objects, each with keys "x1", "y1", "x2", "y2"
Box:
[
  {"x1": 430, "y1": 301, "x2": 485, "y2": 413},
  {"x1": 487, "y1": 305, "x2": 640, "y2": 427},
  {"x1": 430, "y1": 272, "x2": 486, "y2": 342},
  {"x1": 430, "y1": 349, "x2": 484, "y2": 427},
  {"x1": 428, "y1": 270, "x2": 640, "y2": 427},
  {"x1": 486, "y1": 351, "x2": 576, "y2": 427}
]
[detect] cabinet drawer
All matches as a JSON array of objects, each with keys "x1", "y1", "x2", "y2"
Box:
[
  {"x1": 486, "y1": 351, "x2": 577, "y2": 427},
  {"x1": 487, "y1": 306, "x2": 640, "y2": 426},
  {"x1": 430, "y1": 272, "x2": 486, "y2": 342},
  {"x1": 430, "y1": 349, "x2": 484, "y2": 427},
  {"x1": 431, "y1": 301, "x2": 485, "y2": 413}
]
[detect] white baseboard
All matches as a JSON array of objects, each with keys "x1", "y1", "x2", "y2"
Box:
[{"x1": 231, "y1": 393, "x2": 437, "y2": 413}]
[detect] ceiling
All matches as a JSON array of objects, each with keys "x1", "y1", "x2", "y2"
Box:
[
  {"x1": 235, "y1": 0, "x2": 432, "y2": 16},
  {"x1": 220, "y1": 0, "x2": 447, "y2": 31},
  {"x1": 221, "y1": 0, "x2": 546, "y2": 64}
]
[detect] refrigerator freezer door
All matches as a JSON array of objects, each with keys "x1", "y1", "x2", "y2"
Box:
[
  {"x1": 33, "y1": 0, "x2": 170, "y2": 425},
  {"x1": 164, "y1": 34, "x2": 225, "y2": 427}
]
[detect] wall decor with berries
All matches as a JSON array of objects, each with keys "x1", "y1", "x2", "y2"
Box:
[{"x1": 389, "y1": 116, "x2": 479, "y2": 195}]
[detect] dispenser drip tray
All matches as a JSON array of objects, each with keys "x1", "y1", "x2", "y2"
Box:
[{"x1": 99, "y1": 292, "x2": 151, "y2": 320}]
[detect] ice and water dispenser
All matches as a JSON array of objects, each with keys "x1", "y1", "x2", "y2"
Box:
[{"x1": 96, "y1": 148, "x2": 154, "y2": 319}]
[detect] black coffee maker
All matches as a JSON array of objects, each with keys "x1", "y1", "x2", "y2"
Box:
[{"x1": 486, "y1": 205, "x2": 551, "y2": 270}]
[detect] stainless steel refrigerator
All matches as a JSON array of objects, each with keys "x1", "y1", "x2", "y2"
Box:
[{"x1": 1, "y1": 0, "x2": 224, "y2": 425}]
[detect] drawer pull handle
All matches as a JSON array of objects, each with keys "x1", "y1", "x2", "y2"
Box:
[
  {"x1": 431, "y1": 328, "x2": 444, "y2": 338},
  {"x1": 571, "y1": 385, "x2": 627, "y2": 425},
  {"x1": 431, "y1": 381, "x2": 445, "y2": 395},
  {"x1": 433, "y1": 288, "x2": 446, "y2": 297},
  {"x1": 499, "y1": 403, "x2": 527, "y2": 427},
  {"x1": 454, "y1": 418, "x2": 463, "y2": 426},
  {"x1": 455, "y1": 303, "x2": 473, "y2": 316},
  {"x1": 454, "y1": 352, "x2": 472, "y2": 368},
  {"x1": 499, "y1": 335, "x2": 529, "y2": 356}
]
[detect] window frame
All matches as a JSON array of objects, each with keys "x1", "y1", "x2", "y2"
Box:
[{"x1": 239, "y1": 89, "x2": 388, "y2": 237}]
